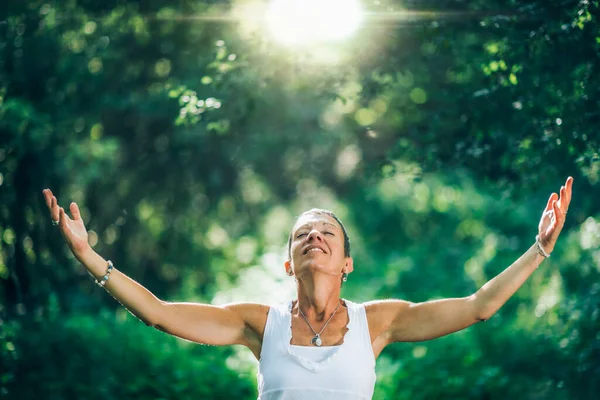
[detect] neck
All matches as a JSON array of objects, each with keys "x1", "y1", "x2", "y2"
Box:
[{"x1": 295, "y1": 275, "x2": 342, "y2": 321}]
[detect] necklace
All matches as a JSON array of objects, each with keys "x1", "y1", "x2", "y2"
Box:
[{"x1": 297, "y1": 300, "x2": 341, "y2": 346}]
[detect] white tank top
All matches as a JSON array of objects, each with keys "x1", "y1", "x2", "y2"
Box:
[{"x1": 257, "y1": 299, "x2": 376, "y2": 400}]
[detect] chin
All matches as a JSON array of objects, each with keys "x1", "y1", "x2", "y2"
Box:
[{"x1": 299, "y1": 261, "x2": 329, "y2": 274}]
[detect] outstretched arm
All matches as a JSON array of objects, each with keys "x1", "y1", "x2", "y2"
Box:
[
  {"x1": 42, "y1": 190, "x2": 268, "y2": 358},
  {"x1": 367, "y1": 177, "x2": 573, "y2": 347}
]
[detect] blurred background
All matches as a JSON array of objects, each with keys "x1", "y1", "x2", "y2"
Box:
[{"x1": 1, "y1": 0, "x2": 599, "y2": 398}]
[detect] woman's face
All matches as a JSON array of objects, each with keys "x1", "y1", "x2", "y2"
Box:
[{"x1": 287, "y1": 212, "x2": 352, "y2": 279}]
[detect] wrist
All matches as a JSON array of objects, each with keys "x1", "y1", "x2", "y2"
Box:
[
  {"x1": 535, "y1": 235, "x2": 551, "y2": 258},
  {"x1": 74, "y1": 244, "x2": 95, "y2": 263}
]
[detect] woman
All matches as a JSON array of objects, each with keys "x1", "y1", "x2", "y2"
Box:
[{"x1": 42, "y1": 177, "x2": 573, "y2": 399}]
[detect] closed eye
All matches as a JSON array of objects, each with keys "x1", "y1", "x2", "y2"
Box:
[
  {"x1": 324, "y1": 232, "x2": 334, "y2": 236},
  {"x1": 296, "y1": 233, "x2": 307, "y2": 238}
]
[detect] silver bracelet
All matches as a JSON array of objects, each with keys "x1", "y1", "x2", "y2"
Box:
[
  {"x1": 535, "y1": 235, "x2": 551, "y2": 258},
  {"x1": 96, "y1": 260, "x2": 114, "y2": 287}
]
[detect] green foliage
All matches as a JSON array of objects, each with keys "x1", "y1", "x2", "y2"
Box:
[
  {"x1": 2, "y1": 312, "x2": 256, "y2": 399},
  {"x1": 1, "y1": 0, "x2": 599, "y2": 398}
]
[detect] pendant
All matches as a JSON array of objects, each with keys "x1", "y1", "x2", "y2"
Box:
[{"x1": 311, "y1": 335, "x2": 322, "y2": 346}]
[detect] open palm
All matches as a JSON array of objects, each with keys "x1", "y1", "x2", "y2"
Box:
[
  {"x1": 43, "y1": 189, "x2": 90, "y2": 258},
  {"x1": 537, "y1": 177, "x2": 573, "y2": 254}
]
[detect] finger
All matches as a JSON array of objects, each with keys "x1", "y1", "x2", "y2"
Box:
[
  {"x1": 557, "y1": 179, "x2": 572, "y2": 213},
  {"x1": 557, "y1": 185, "x2": 566, "y2": 210},
  {"x1": 552, "y1": 199, "x2": 564, "y2": 225},
  {"x1": 63, "y1": 206, "x2": 74, "y2": 223},
  {"x1": 59, "y1": 206, "x2": 75, "y2": 227},
  {"x1": 565, "y1": 176, "x2": 573, "y2": 208},
  {"x1": 59, "y1": 207, "x2": 67, "y2": 228},
  {"x1": 51, "y1": 196, "x2": 60, "y2": 221},
  {"x1": 43, "y1": 189, "x2": 53, "y2": 209},
  {"x1": 70, "y1": 202, "x2": 82, "y2": 221},
  {"x1": 544, "y1": 193, "x2": 558, "y2": 212}
]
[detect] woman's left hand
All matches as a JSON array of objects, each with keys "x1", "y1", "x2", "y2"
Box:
[{"x1": 538, "y1": 176, "x2": 573, "y2": 254}]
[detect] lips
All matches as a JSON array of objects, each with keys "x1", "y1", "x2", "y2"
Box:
[{"x1": 303, "y1": 245, "x2": 327, "y2": 255}]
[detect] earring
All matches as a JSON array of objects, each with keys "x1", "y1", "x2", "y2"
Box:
[
  {"x1": 287, "y1": 269, "x2": 294, "y2": 276},
  {"x1": 342, "y1": 272, "x2": 348, "y2": 282}
]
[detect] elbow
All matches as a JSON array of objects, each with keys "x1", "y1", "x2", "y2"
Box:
[
  {"x1": 476, "y1": 315, "x2": 489, "y2": 323},
  {"x1": 475, "y1": 305, "x2": 493, "y2": 322},
  {"x1": 144, "y1": 320, "x2": 157, "y2": 328},
  {"x1": 475, "y1": 298, "x2": 503, "y2": 322},
  {"x1": 141, "y1": 300, "x2": 166, "y2": 328},
  {"x1": 469, "y1": 294, "x2": 496, "y2": 323},
  {"x1": 137, "y1": 314, "x2": 160, "y2": 328}
]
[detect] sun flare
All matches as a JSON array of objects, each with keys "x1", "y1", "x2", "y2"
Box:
[{"x1": 265, "y1": 0, "x2": 363, "y2": 46}]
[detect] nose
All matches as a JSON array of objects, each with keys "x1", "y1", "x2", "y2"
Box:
[{"x1": 307, "y1": 229, "x2": 324, "y2": 242}]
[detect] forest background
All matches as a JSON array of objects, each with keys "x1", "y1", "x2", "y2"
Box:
[{"x1": 1, "y1": 0, "x2": 599, "y2": 399}]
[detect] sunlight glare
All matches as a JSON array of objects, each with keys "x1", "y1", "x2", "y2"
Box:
[{"x1": 266, "y1": 0, "x2": 363, "y2": 45}]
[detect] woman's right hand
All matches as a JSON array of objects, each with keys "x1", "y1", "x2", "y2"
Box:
[{"x1": 43, "y1": 189, "x2": 91, "y2": 259}]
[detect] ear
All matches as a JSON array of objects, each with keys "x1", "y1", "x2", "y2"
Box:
[
  {"x1": 284, "y1": 259, "x2": 293, "y2": 276},
  {"x1": 343, "y1": 257, "x2": 354, "y2": 274}
]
